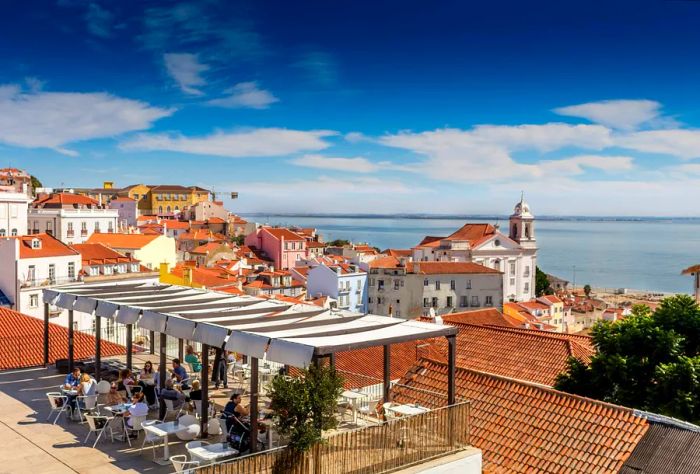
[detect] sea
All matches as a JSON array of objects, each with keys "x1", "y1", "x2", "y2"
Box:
[{"x1": 241, "y1": 214, "x2": 700, "y2": 295}]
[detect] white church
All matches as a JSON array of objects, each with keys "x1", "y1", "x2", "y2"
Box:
[{"x1": 412, "y1": 196, "x2": 537, "y2": 302}]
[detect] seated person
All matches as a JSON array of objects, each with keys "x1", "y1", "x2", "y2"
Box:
[
  {"x1": 189, "y1": 379, "x2": 202, "y2": 401},
  {"x1": 169, "y1": 358, "x2": 189, "y2": 389},
  {"x1": 63, "y1": 368, "x2": 81, "y2": 389},
  {"x1": 160, "y1": 379, "x2": 186, "y2": 410},
  {"x1": 105, "y1": 382, "x2": 124, "y2": 406},
  {"x1": 77, "y1": 372, "x2": 97, "y2": 397},
  {"x1": 137, "y1": 361, "x2": 157, "y2": 405},
  {"x1": 116, "y1": 368, "x2": 137, "y2": 392},
  {"x1": 184, "y1": 345, "x2": 202, "y2": 373},
  {"x1": 124, "y1": 392, "x2": 149, "y2": 438},
  {"x1": 221, "y1": 392, "x2": 250, "y2": 434}
]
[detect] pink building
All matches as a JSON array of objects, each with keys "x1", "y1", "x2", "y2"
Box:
[{"x1": 244, "y1": 227, "x2": 307, "y2": 270}]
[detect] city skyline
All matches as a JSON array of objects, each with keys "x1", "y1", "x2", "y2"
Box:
[{"x1": 3, "y1": 1, "x2": 700, "y2": 215}]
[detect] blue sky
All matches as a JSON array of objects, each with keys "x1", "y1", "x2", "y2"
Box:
[{"x1": 2, "y1": 0, "x2": 700, "y2": 215}]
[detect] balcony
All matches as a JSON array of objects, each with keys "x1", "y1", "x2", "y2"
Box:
[
  {"x1": 66, "y1": 230, "x2": 74, "y2": 237},
  {"x1": 80, "y1": 230, "x2": 88, "y2": 237},
  {"x1": 20, "y1": 275, "x2": 80, "y2": 289}
]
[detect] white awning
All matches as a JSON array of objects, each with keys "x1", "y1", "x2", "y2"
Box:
[
  {"x1": 95, "y1": 301, "x2": 119, "y2": 319},
  {"x1": 116, "y1": 306, "x2": 141, "y2": 325},
  {"x1": 193, "y1": 322, "x2": 229, "y2": 347},
  {"x1": 267, "y1": 339, "x2": 314, "y2": 367},
  {"x1": 138, "y1": 310, "x2": 167, "y2": 333},
  {"x1": 165, "y1": 316, "x2": 196, "y2": 340},
  {"x1": 226, "y1": 332, "x2": 269, "y2": 359},
  {"x1": 73, "y1": 296, "x2": 98, "y2": 314}
]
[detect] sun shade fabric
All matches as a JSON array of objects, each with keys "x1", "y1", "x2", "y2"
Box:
[
  {"x1": 266, "y1": 339, "x2": 314, "y2": 368},
  {"x1": 95, "y1": 300, "x2": 119, "y2": 319},
  {"x1": 138, "y1": 310, "x2": 167, "y2": 333},
  {"x1": 55, "y1": 293, "x2": 77, "y2": 310},
  {"x1": 43, "y1": 289, "x2": 60, "y2": 305},
  {"x1": 73, "y1": 296, "x2": 98, "y2": 314},
  {"x1": 116, "y1": 306, "x2": 141, "y2": 325},
  {"x1": 165, "y1": 316, "x2": 196, "y2": 340},
  {"x1": 193, "y1": 322, "x2": 228, "y2": 347},
  {"x1": 226, "y1": 332, "x2": 269, "y2": 359}
]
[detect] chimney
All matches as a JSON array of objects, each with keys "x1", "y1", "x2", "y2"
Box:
[{"x1": 183, "y1": 266, "x2": 193, "y2": 286}]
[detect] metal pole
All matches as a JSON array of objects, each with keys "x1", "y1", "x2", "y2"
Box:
[
  {"x1": 200, "y1": 344, "x2": 210, "y2": 438},
  {"x1": 178, "y1": 338, "x2": 184, "y2": 361},
  {"x1": 383, "y1": 344, "x2": 391, "y2": 402},
  {"x1": 250, "y1": 357, "x2": 259, "y2": 453},
  {"x1": 329, "y1": 353, "x2": 335, "y2": 370},
  {"x1": 95, "y1": 314, "x2": 101, "y2": 382},
  {"x1": 159, "y1": 333, "x2": 167, "y2": 421},
  {"x1": 149, "y1": 330, "x2": 155, "y2": 355},
  {"x1": 43, "y1": 302, "x2": 49, "y2": 366},
  {"x1": 447, "y1": 335, "x2": 456, "y2": 406},
  {"x1": 126, "y1": 324, "x2": 133, "y2": 370},
  {"x1": 68, "y1": 309, "x2": 74, "y2": 374}
]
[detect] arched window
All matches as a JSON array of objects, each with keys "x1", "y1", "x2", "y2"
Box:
[
  {"x1": 512, "y1": 223, "x2": 518, "y2": 237},
  {"x1": 166, "y1": 206, "x2": 171, "y2": 213},
  {"x1": 525, "y1": 224, "x2": 531, "y2": 239},
  {"x1": 11, "y1": 228, "x2": 17, "y2": 236},
  {"x1": 0, "y1": 229, "x2": 5, "y2": 237},
  {"x1": 158, "y1": 206, "x2": 163, "y2": 214},
  {"x1": 174, "y1": 206, "x2": 179, "y2": 211}
]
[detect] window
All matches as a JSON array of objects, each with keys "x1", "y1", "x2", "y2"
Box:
[
  {"x1": 524, "y1": 265, "x2": 530, "y2": 277},
  {"x1": 510, "y1": 262, "x2": 516, "y2": 275},
  {"x1": 48, "y1": 264, "x2": 56, "y2": 284},
  {"x1": 446, "y1": 296, "x2": 453, "y2": 307},
  {"x1": 158, "y1": 206, "x2": 163, "y2": 214},
  {"x1": 46, "y1": 221, "x2": 52, "y2": 235},
  {"x1": 174, "y1": 206, "x2": 179, "y2": 211},
  {"x1": 524, "y1": 282, "x2": 530, "y2": 293},
  {"x1": 510, "y1": 278, "x2": 516, "y2": 286},
  {"x1": 450, "y1": 280, "x2": 455, "y2": 290},
  {"x1": 81, "y1": 222, "x2": 87, "y2": 231},
  {"x1": 31, "y1": 238, "x2": 41, "y2": 249},
  {"x1": 368, "y1": 297, "x2": 373, "y2": 304},
  {"x1": 432, "y1": 297, "x2": 438, "y2": 308},
  {"x1": 423, "y1": 298, "x2": 430, "y2": 308},
  {"x1": 435, "y1": 280, "x2": 441, "y2": 290},
  {"x1": 10, "y1": 228, "x2": 17, "y2": 236},
  {"x1": 94, "y1": 222, "x2": 100, "y2": 232},
  {"x1": 68, "y1": 262, "x2": 75, "y2": 280},
  {"x1": 466, "y1": 279, "x2": 471, "y2": 289},
  {"x1": 108, "y1": 221, "x2": 114, "y2": 233},
  {"x1": 0, "y1": 229, "x2": 5, "y2": 237},
  {"x1": 29, "y1": 294, "x2": 39, "y2": 308},
  {"x1": 485, "y1": 296, "x2": 493, "y2": 306},
  {"x1": 377, "y1": 297, "x2": 383, "y2": 304},
  {"x1": 424, "y1": 279, "x2": 429, "y2": 286},
  {"x1": 27, "y1": 265, "x2": 36, "y2": 285},
  {"x1": 369, "y1": 278, "x2": 375, "y2": 286},
  {"x1": 133, "y1": 193, "x2": 139, "y2": 200},
  {"x1": 166, "y1": 206, "x2": 171, "y2": 213},
  {"x1": 180, "y1": 194, "x2": 186, "y2": 201},
  {"x1": 471, "y1": 296, "x2": 479, "y2": 307},
  {"x1": 394, "y1": 280, "x2": 400, "y2": 290},
  {"x1": 460, "y1": 295, "x2": 468, "y2": 307},
  {"x1": 378, "y1": 279, "x2": 384, "y2": 290},
  {"x1": 400, "y1": 280, "x2": 404, "y2": 287}
]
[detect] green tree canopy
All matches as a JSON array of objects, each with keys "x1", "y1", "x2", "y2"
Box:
[
  {"x1": 583, "y1": 284, "x2": 592, "y2": 297},
  {"x1": 555, "y1": 294, "x2": 700, "y2": 423},
  {"x1": 535, "y1": 266, "x2": 552, "y2": 296},
  {"x1": 327, "y1": 239, "x2": 350, "y2": 247}
]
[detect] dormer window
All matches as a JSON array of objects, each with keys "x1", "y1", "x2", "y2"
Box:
[{"x1": 31, "y1": 238, "x2": 41, "y2": 249}]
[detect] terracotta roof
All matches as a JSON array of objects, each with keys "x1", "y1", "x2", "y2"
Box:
[
  {"x1": 406, "y1": 261, "x2": 501, "y2": 275},
  {"x1": 169, "y1": 265, "x2": 239, "y2": 288},
  {"x1": 488, "y1": 325, "x2": 595, "y2": 353},
  {"x1": 681, "y1": 264, "x2": 700, "y2": 275},
  {"x1": 162, "y1": 220, "x2": 190, "y2": 230},
  {"x1": 9, "y1": 233, "x2": 80, "y2": 259},
  {"x1": 178, "y1": 229, "x2": 226, "y2": 241},
  {"x1": 110, "y1": 196, "x2": 135, "y2": 202},
  {"x1": 392, "y1": 359, "x2": 649, "y2": 473},
  {"x1": 427, "y1": 323, "x2": 594, "y2": 386},
  {"x1": 415, "y1": 223, "x2": 518, "y2": 250},
  {"x1": 417, "y1": 236, "x2": 444, "y2": 246},
  {"x1": 86, "y1": 233, "x2": 161, "y2": 249},
  {"x1": 207, "y1": 217, "x2": 225, "y2": 224},
  {"x1": 539, "y1": 294, "x2": 563, "y2": 304},
  {"x1": 190, "y1": 242, "x2": 232, "y2": 254},
  {"x1": 262, "y1": 227, "x2": 305, "y2": 241},
  {"x1": 437, "y1": 308, "x2": 522, "y2": 328},
  {"x1": 368, "y1": 255, "x2": 402, "y2": 269},
  {"x1": 306, "y1": 241, "x2": 326, "y2": 248},
  {"x1": 33, "y1": 193, "x2": 99, "y2": 207},
  {"x1": 0, "y1": 307, "x2": 126, "y2": 370},
  {"x1": 384, "y1": 249, "x2": 412, "y2": 257},
  {"x1": 71, "y1": 243, "x2": 137, "y2": 265}
]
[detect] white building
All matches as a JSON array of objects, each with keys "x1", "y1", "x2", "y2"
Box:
[
  {"x1": 109, "y1": 196, "x2": 138, "y2": 228},
  {"x1": 29, "y1": 193, "x2": 119, "y2": 245},
  {"x1": 367, "y1": 259, "x2": 503, "y2": 319},
  {"x1": 412, "y1": 196, "x2": 537, "y2": 302},
  {"x1": 0, "y1": 233, "x2": 82, "y2": 326},
  {"x1": 307, "y1": 263, "x2": 367, "y2": 313},
  {"x1": 0, "y1": 190, "x2": 31, "y2": 237}
]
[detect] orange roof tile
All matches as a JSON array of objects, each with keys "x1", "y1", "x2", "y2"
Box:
[
  {"x1": 391, "y1": 359, "x2": 649, "y2": 473},
  {"x1": 207, "y1": 217, "x2": 225, "y2": 224},
  {"x1": 384, "y1": 249, "x2": 412, "y2": 257},
  {"x1": 435, "y1": 308, "x2": 522, "y2": 328},
  {"x1": 407, "y1": 261, "x2": 501, "y2": 274},
  {"x1": 368, "y1": 255, "x2": 402, "y2": 269},
  {"x1": 71, "y1": 243, "x2": 137, "y2": 265},
  {"x1": 33, "y1": 193, "x2": 99, "y2": 207},
  {"x1": 0, "y1": 307, "x2": 126, "y2": 370},
  {"x1": 262, "y1": 227, "x2": 305, "y2": 241},
  {"x1": 86, "y1": 233, "x2": 160, "y2": 249},
  {"x1": 10, "y1": 233, "x2": 80, "y2": 259}
]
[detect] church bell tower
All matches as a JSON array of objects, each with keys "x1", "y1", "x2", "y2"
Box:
[{"x1": 509, "y1": 193, "x2": 536, "y2": 249}]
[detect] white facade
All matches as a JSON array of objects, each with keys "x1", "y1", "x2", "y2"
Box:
[
  {"x1": 0, "y1": 191, "x2": 31, "y2": 237},
  {"x1": 29, "y1": 207, "x2": 120, "y2": 244},
  {"x1": 109, "y1": 198, "x2": 138, "y2": 228},
  {"x1": 0, "y1": 235, "x2": 84, "y2": 328},
  {"x1": 412, "y1": 197, "x2": 537, "y2": 302},
  {"x1": 307, "y1": 264, "x2": 367, "y2": 313}
]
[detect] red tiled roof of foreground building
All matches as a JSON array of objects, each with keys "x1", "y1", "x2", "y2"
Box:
[
  {"x1": 11, "y1": 233, "x2": 80, "y2": 259},
  {"x1": 392, "y1": 359, "x2": 649, "y2": 473},
  {"x1": 428, "y1": 323, "x2": 594, "y2": 386},
  {"x1": 33, "y1": 192, "x2": 99, "y2": 207},
  {"x1": 71, "y1": 243, "x2": 137, "y2": 265},
  {"x1": 492, "y1": 325, "x2": 596, "y2": 353},
  {"x1": 0, "y1": 307, "x2": 126, "y2": 370},
  {"x1": 406, "y1": 261, "x2": 501, "y2": 275},
  {"x1": 262, "y1": 227, "x2": 305, "y2": 241},
  {"x1": 87, "y1": 232, "x2": 160, "y2": 250},
  {"x1": 421, "y1": 308, "x2": 522, "y2": 328}
]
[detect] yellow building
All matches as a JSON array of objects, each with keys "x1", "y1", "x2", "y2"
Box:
[
  {"x1": 86, "y1": 233, "x2": 177, "y2": 270},
  {"x1": 77, "y1": 182, "x2": 210, "y2": 215}
]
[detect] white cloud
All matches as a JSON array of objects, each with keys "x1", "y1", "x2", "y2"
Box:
[
  {"x1": 121, "y1": 128, "x2": 336, "y2": 158},
  {"x1": 553, "y1": 99, "x2": 664, "y2": 131},
  {"x1": 207, "y1": 82, "x2": 278, "y2": 109},
  {"x1": 344, "y1": 132, "x2": 371, "y2": 143},
  {"x1": 238, "y1": 175, "x2": 419, "y2": 196},
  {"x1": 291, "y1": 154, "x2": 379, "y2": 173},
  {"x1": 0, "y1": 84, "x2": 172, "y2": 155},
  {"x1": 163, "y1": 53, "x2": 209, "y2": 96},
  {"x1": 85, "y1": 3, "x2": 114, "y2": 38},
  {"x1": 537, "y1": 155, "x2": 634, "y2": 176},
  {"x1": 616, "y1": 129, "x2": 700, "y2": 159}
]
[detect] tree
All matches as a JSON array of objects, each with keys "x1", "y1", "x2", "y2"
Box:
[
  {"x1": 535, "y1": 266, "x2": 552, "y2": 296},
  {"x1": 555, "y1": 295, "x2": 700, "y2": 423},
  {"x1": 583, "y1": 284, "x2": 592, "y2": 297},
  {"x1": 231, "y1": 234, "x2": 245, "y2": 246},
  {"x1": 268, "y1": 363, "x2": 344, "y2": 452},
  {"x1": 327, "y1": 239, "x2": 350, "y2": 247},
  {"x1": 30, "y1": 175, "x2": 42, "y2": 193}
]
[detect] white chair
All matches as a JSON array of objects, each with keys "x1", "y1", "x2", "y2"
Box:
[
  {"x1": 162, "y1": 398, "x2": 184, "y2": 421},
  {"x1": 219, "y1": 418, "x2": 231, "y2": 442},
  {"x1": 75, "y1": 394, "x2": 99, "y2": 422},
  {"x1": 185, "y1": 440, "x2": 209, "y2": 451},
  {"x1": 140, "y1": 420, "x2": 162, "y2": 458},
  {"x1": 192, "y1": 400, "x2": 215, "y2": 419},
  {"x1": 178, "y1": 414, "x2": 198, "y2": 426},
  {"x1": 96, "y1": 380, "x2": 111, "y2": 406},
  {"x1": 84, "y1": 414, "x2": 114, "y2": 448},
  {"x1": 123, "y1": 414, "x2": 147, "y2": 447},
  {"x1": 359, "y1": 399, "x2": 381, "y2": 423},
  {"x1": 170, "y1": 455, "x2": 200, "y2": 474},
  {"x1": 383, "y1": 403, "x2": 398, "y2": 420},
  {"x1": 46, "y1": 392, "x2": 69, "y2": 425},
  {"x1": 176, "y1": 424, "x2": 200, "y2": 441}
]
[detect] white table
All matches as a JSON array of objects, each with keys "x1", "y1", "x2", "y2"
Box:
[
  {"x1": 104, "y1": 404, "x2": 132, "y2": 440},
  {"x1": 188, "y1": 443, "x2": 239, "y2": 463},
  {"x1": 341, "y1": 390, "x2": 368, "y2": 424},
  {"x1": 143, "y1": 420, "x2": 188, "y2": 465},
  {"x1": 385, "y1": 404, "x2": 429, "y2": 417}
]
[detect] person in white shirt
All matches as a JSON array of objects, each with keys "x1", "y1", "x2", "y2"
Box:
[
  {"x1": 77, "y1": 372, "x2": 97, "y2": 396},
  {"x1": 125, "y1": 392, "x2": 149, "y2": 435}
]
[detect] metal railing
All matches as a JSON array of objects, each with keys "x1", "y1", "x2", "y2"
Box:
[{"x1": 197, "y1": 401, "x2": 471, "y2": 474}]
